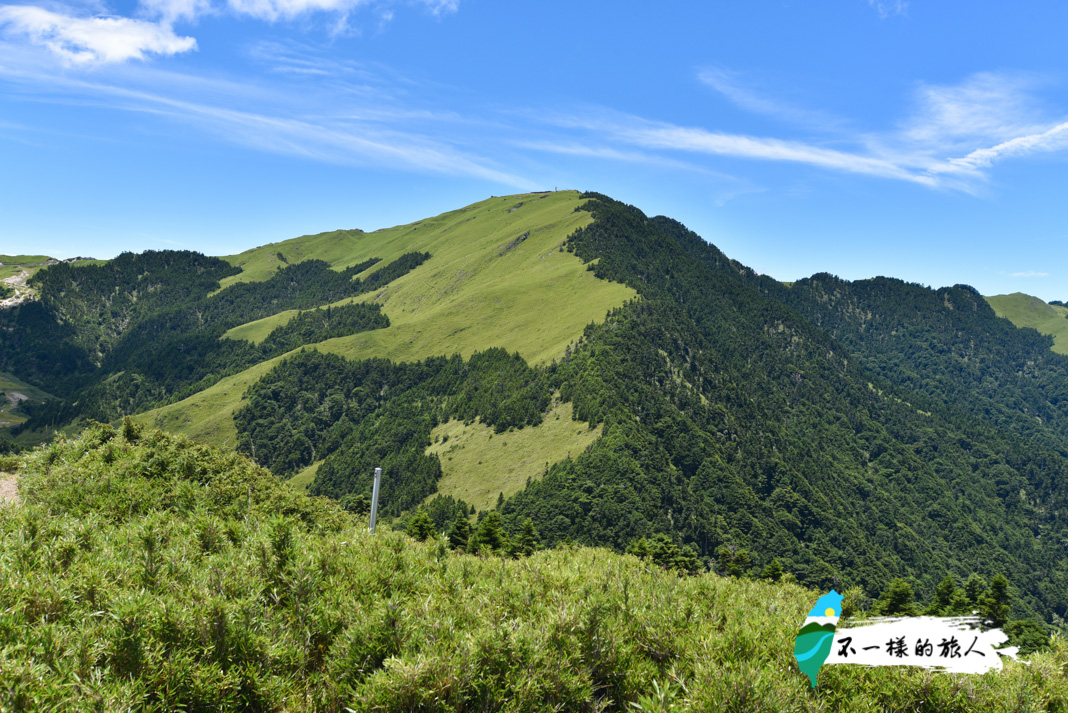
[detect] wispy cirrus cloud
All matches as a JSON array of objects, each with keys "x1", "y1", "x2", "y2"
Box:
[
  {"x1": 697, "y1": 67, "x2": 845, "y2": 131},
  {"x1": 534, "y1": 70, "x2": 1068, "y2": 193},
  {"x1": 868, "y1": 0, "x2": 907, "y2": 19},
  {"x1": 224, "y1": 0, "x2": 370, "y2": 23},
  {"x1": 138, "y1": 0, "x2": 214, "y2": 24},
  {"x1": 897, "y1": 72, "x2": 1049, "y2": 152},
  {"x1": 894, "y1": 73, "x2": 1068, "y2": 181},
  {"x1": 201, "y1": 0, "x2": 454, "y2": 24},
  {"x1": 533, "y1": 109, "x2": 941, "y2": 187},
  {"x1": 4, "y1": 3, "x2": 1067, "y2": 201},
  {"x1": 1009, "y1": 271, "x2": 1049, "y2": 278},
  {"x1": 933, "y1": 120, "x2": 1068, "y2": 176},
  {"x1": 620, "y1": 124, "x2": 935, "y2": 185},
  {"x1": 0, "y1": 45, "x2": 533, "y2": 187},
  {"x1": 0, "y1": 5, "x2": 196, "y2": 64},
  {"x1": 514, "y1": 139, "x2": 725, "y2": 175}
]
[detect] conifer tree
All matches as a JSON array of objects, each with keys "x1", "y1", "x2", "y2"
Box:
[
  {"x1": 470, "y1": 511, "x2": 508, "y2": 554},
  {"x1": 761, "y1": 558, "x2": 784, "y2": 582},
  {"x1": 964, "y1": 573, "x2": 988, "y2": 607},
  {"x1": 982, "y1": 574, "x2": 1012, "y2": 627},
  {"x1": 716, "y1": 546, "x2": 751, "y2": 577},
  {"x1": 512, "y1": 518, "x2": 540, "y2": 558},
  {"x1": 339, "y1": 494, "x2": 370, "y2": 517},
  {"x1": 447, "y1": 513, "x2": 472, "y2": 552},
  {"x1": 407, "y1": 509, "x2": 435, "y2": 542},
  {"x1": 924, "y1": 575, "x2": 959, "y2": 615},
  {"x1": 873, "y1": 578, "x2": 918, "y2": 616}
]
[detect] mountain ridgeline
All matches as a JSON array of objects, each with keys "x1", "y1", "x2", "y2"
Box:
[
  {"x1": 0, "y1": 251, "x2": 429, "y2": 428},
  {"x1": 5, "y1": 191, "x2": 1068, "y2": 622}
]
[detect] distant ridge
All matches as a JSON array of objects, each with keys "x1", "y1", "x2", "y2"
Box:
[{"x1": 987, "y1": 292, "x2": 1068, "y2": 355}]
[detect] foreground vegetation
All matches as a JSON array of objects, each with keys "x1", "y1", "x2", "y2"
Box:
[{"x1": 0, "y1": 422, "x2": 1065, "y2": 711}]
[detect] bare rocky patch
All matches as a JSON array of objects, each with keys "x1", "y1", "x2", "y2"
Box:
[{"x1": 0, "y1": 472, "x2": 17, "y2": 504}]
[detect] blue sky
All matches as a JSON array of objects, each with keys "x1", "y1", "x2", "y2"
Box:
[{"x1": 2, "y1": 1, "x2": 1067, "y2": 301}]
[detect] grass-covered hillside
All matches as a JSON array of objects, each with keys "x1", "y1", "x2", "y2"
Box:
[
  {"x1": 1, "y1": 422, "x2": 1065, "y2": 712},
  {"x1": 0, "y1": 371, "x2": 53, "y2": 429},
  {"x1": 217, "y1": 191, "x2": 634, "y2": 366},
  {"x1": 105, "y1": 191, "x2": 634, "y2": 454},
  {"x1": 987, "y1": 292, "x2": 1068, "y2": 356},
  {"x1": 0, "y1": 256, "x2": 52, "y2": 283},
  {"x1": 0, "y1": 255, "x2": 53, "y2": 264}
]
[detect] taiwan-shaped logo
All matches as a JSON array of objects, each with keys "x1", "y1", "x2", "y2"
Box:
[{"x1": 793, "y1": 590, "x2": 842, "y2": 688}]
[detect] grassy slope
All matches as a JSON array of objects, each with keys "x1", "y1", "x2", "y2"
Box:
[
  {"x1": 0, "y1": 265, "x2": 36, "y2": 282},
  {"x1": 1, "y1": 258, "x2": 102, "y2": 283},
  {"x1": 987, "y1": 292, "x2": 1068, "y2": 355},
  {"x1": 427, "y1": 400, "x2": 602, "y2": 511},
  {"x1": 142, "y1": 191, "x2": 636, "y2": 450},
  {"x1": 2, "y1": 425, "x2": 1063, "y2": 712},
  {"x1": 222, "y1": 191, "x2": 634, "y2": 364},
  {"x1": 289, "y1": 459, "x2": 322, "y2": 490},
  {"x1": 135, "y1": 359, "x2": 283, "y2": 447},
  {"x1": 0, "y1": 372, "x2": 53, "y2": 428},
  {"x1": 216, "y1": 229, "x2": 367, "y2": 290},
  {"x1": 224, "y1": 308, "x2": 302, "y2": 344},
  {"x1": 0, "y1": 255, "x2": 52, "y2": 264}
]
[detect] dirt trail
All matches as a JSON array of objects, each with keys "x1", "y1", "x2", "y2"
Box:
[
  {"x1": 0, "y1": 473, "x2": 18, "y2": 504},
  {"x1": 0, "y1": 270, "x2": 35, "y2": 309}
]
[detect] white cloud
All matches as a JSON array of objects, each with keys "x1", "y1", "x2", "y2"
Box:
[
  {"x1": 697, "y1": 67, "x2": 843, "y2": 131},
  {"x1": 890, "y1": 74, "x2": 1068, "y2": 179},
  {"x1": 0, "y1": 0, "x2": 460, "y2": 65},
  {"x1": 224, "y1": 0, "x2": 358, "y2": 22},
  {"x1": 869, "y1": 0, "x2": 906, "y2": 19},
  {"x1": 0, "y1": 5, "x2": 196, "y2": 64},
  {"x1": 222, "y1": 0, "x2": 456, "y2": 23},
  {"x1": 515, "y1": 139, "x2": 718, "y2": 174},
  {"x1": 139, "y1": 0, "x2": 213, "y2": 24},
  {"x1": 0, "y1": 53, "x2": 533, "y2": 187},
  {"x1": 670, "y1": 70, "x2": 1068, "y2": 190},
  {"x1": 1009, "y1": 271, "x2": 1049, "y2": 278},
  {"x1": 421, "y1": 0, "x2": 457, "y2": 14},
  {"x1": 900, "y1": 72, "x2": 1048, "y2": 151},
  {"x1": 935, "y1": 120, "x2": 1068, "y2": 175},
  {"x1": 611, "y1": 122, "x2": 937, "y2": 186}
]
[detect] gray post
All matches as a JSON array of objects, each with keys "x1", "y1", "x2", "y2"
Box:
[{"x1": 369, "y1": 467, "x2": 382, "y2": 534}]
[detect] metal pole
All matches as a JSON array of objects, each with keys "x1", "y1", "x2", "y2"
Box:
[{"x1": 369, "y1": 467, "x2": 382, "y2": 534}]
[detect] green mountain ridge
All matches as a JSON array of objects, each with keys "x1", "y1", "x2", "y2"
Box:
[
  {"x1": 987, "y1": 292, "x2": 1068, "y2": 356},
  {"x1": 4, "y1": 191, "x2": 1068, "y2": 624}
]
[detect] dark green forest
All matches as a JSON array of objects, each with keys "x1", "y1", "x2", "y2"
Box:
[
  {"x1": 235, "y1": 347, "x2": 548, "y2": 516},
  {"x1": 764, "y1": 275, "x2": 1068, "y2": 458}
]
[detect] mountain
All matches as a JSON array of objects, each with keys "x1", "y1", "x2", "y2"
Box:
[
  {"x1": 745, "y1": 276, "x2": 1068, "y2": 458},
  {"x1": 4, "y1": 191, "x2": 1068, "y2": 622},
  {"x1": 987, "y1": 292, "x2": 1068, "y2": 356}
]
